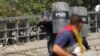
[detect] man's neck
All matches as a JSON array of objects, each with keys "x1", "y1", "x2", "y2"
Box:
[{"x1": 72, "y1": 25, "x2": 80, "y2": 32}]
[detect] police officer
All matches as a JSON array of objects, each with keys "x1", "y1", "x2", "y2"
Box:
[
  {"x1": 70, "y1": 7, "x2": 90, "y2": 50},
  {"x1": 37, "y1": 11, "x2": 54, "y2": 56},
  {"x1": 49, "y1": 2, "x2": 70, "y2": 56}
]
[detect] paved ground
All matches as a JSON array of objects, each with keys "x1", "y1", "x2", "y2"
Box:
[
  {"x1": 0, "y1": 33, "x2": 100, "y2": 56},
  {"x1": 0, "y1": 40, "x2": 48, "y2": 56}
]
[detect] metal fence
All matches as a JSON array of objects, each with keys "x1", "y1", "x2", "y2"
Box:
[
  {"x1": 88, "y1": 11, "x2": 100, "y2": 33},
  {"x1": 0, "y1": 11, "x2": 100, "y2": 46},
  {"x1": 0, "y1": 16, "x2": 46, "y2": 46}
]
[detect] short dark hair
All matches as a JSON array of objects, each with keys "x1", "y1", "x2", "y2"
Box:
[{"x1": 70, "y1": 15, "x2": 83, "y2": 25}]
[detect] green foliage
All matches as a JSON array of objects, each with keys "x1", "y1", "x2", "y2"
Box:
[
  {"x1": 0, "y1": 0, "x2": 99, "y2": 17},
  {"x1": 0, "y1": 0, "x2": 8, "y2": 17},
  {"x1": 28, "y1": 15, "x2": 37, "y2": 26},
  {"x1": 0, "y1": 0, "x2": 46, "y2": 17}
]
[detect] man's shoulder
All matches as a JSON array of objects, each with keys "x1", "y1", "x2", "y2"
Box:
[
  {"x1": 57, "y1": 30, "x2": 73, "y2": 38},
  {"x1": 61, "y1": 30, "x2": 73, "y2": 36}
]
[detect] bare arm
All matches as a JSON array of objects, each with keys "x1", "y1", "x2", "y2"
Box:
[{"x1": 53, "y1": 44, "x2": 73, "y2": 56}]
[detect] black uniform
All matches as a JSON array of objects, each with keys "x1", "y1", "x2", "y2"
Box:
[{"x1": 37, "y1": 21, "x2": 55, "y2": 56}]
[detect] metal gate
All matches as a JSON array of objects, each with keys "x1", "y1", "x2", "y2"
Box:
[{"x1": 88, "y1": 11, "x2": 100, "y2": 33}]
